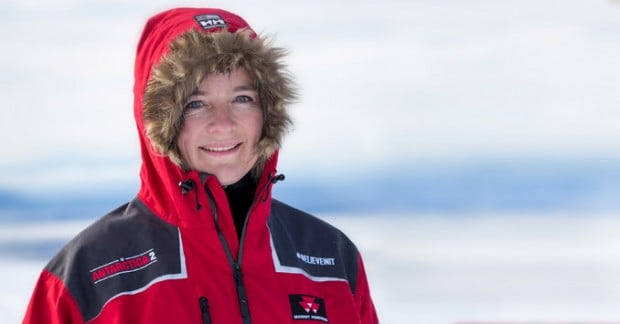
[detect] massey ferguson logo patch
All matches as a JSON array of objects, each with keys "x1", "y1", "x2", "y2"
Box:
[
  {"x1": 289, "y1": 294, "x2": 328, "y2": 322},
  {"x1": 194, "y1": 14, "x2": 227, "y2": 30},
  {"x1": 90, "y1": 249, "x2": 158, "y2": 284}
]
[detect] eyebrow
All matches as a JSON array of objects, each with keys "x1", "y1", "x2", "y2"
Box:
[
  {"x1": 233, "y1": 85, "x2": 257, "y2": 92},
  {"x1": 189, "y1": 84, "x2": 257, "y2": 97}
]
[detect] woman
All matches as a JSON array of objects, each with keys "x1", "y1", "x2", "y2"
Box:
[{"x1": 23, "y1": 7, "x2": 378, "y2": 323}]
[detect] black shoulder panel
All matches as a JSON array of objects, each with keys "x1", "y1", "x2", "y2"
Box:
[
  {"x1": 267, "y1": 199, "x2": 360, "y2": 293},
  {"x1": 46, "y1": 198, "x2": 187, "y2": 322}
]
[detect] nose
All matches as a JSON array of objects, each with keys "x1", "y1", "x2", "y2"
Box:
[{"x1": 207, "y1": 105, "x2": 235, "y2": 133}]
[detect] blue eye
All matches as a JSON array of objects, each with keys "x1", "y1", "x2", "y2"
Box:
[
  {"x1": 234, "y1": 95, "x2": 253, "y2": 103},
  {"x1": 185, "y1": 100, "x2": 204, "y2": 109}
]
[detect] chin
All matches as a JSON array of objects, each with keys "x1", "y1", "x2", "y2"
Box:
[{"x1": 214, "y1": 171, "x2": 246, "y2": 186}]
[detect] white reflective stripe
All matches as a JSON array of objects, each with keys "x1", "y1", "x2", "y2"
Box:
[
  {"x1": 269, "y1": 229, "x2": 348, "y2": 283},
  {"x1": 178, "y1": 229, "x2": 188, "y2": 276}
]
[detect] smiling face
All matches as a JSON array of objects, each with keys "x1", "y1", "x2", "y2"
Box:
[{"x1": 177, "y1": 67, "x2": 263, "y2": 186}]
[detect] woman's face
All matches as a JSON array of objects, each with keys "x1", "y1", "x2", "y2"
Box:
[{"x1": 177, "y1": 67, "x2": 263, "y2": 186}]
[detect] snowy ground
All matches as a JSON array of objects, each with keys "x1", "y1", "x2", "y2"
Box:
[{"x1": 2, "y1": 213, "x2": 620, "y2": 324}]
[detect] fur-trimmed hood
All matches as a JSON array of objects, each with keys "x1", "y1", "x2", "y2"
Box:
[
  {"x1": 139, "y1": 8, "x2": 295, "y2": 176},
  {"x1": 132, "y1": 8, "x2": 295, "y2": 223}
]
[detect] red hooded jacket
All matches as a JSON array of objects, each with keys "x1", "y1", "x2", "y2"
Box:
[{"x1": 23, "y1": 8, "x2": 378, "y2": 324}]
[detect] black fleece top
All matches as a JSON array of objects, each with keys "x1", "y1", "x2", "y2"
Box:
[{"x1": 224, "y1": 172, "x2": 258, "y2": 238}]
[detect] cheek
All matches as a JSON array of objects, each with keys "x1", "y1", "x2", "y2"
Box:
[
  {"x1": 250, "y1": 113, "x2": 264, "y2": 143},
  {"x1": 176, "y1": 127, "x2": 194, "y2": 160}
]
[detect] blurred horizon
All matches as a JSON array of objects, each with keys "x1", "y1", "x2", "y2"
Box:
[{"x1": 2, "y1": 156, "x2": 619, "y2": 223}]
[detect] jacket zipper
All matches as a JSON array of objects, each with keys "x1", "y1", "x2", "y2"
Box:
[
  {"x1": 204, "y1": 185, "x2": 252, "y2": 324},
  {"x1": 199, "y1": 172, "x2": 283, "y2": 324},
  {"x1": 198, "y1": 297, "x2": 212, "y2": 324}
]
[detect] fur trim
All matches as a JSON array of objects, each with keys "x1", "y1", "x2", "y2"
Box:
[{"x1": 143, "y1": 28, "x2": 295, "y2": 178}]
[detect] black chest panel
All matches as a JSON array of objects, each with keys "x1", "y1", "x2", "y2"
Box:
[
  {"x1": 267, "y1": 199, "x2": 359, "y2": 293},
  {"x1": 46, "y1": 199, "x2": 186, "y2": 321}
]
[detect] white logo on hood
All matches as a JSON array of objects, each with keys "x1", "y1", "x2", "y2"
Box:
[{"x1": 194, "y1": 14, "x2": 227, "y2": 30}]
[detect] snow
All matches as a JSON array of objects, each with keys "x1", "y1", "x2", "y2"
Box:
[{"x1": 2, "y1": 214, "x2": 620, "y2": 323}]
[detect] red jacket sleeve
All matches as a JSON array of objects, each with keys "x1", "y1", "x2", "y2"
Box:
[
  {"x1": 354, "y1": 254, "x2": 380, "y2": 323},
  {"x1": 22, "y1": 270, "x2": 85, "y2": 324}
]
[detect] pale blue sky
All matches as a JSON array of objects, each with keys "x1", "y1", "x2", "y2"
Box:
[{"x1": 1, "y1": 0, "x2": 619, "y2": 191}]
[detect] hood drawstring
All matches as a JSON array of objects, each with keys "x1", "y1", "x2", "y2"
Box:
[
  {"x1": 260, "y1": 172, "x2": 285, "y2": 202},
  {"x1": 179, "y1": 179, "x2": 202, "y2": 210},
  {"x1": 271, "y1": 173, "x2": 285, "y2": 184}
]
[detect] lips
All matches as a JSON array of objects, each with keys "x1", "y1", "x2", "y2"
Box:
[{"x1": 201, "y1": 143, "x2": 241, "y2": 152}]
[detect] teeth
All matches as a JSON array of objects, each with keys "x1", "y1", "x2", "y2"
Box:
[{"x1": 204, "y1": 144, "x2": 238, "y2": 152}]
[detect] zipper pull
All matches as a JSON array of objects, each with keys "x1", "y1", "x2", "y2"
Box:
[
  {"x1": 232, "y1": 263, "x2": 251, "y2": 322},
  {"x1": 198, "y1": 297, "x2": 212, "y2": 324}
]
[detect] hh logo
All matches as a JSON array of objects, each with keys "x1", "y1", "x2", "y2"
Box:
[
  {"x1": 289, "y1": 294, "x2": 328, "y2": 322},
  {"x1": 194, "y1": 14, "x2": 227, "y2": 30}
]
